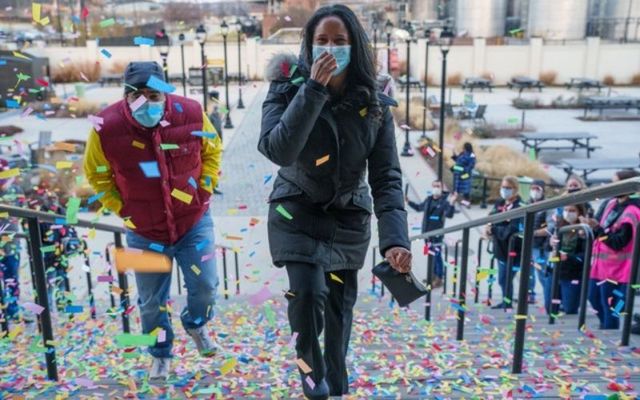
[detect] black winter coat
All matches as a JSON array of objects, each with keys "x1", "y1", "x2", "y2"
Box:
[
  {"x1": 258, "y1": 53, "x2": 410, "y2": 271},
  {"x1": 489, "y1": 196, "x2": 524, "y2": 263},
  {"x1": 408, "y1": 192, "x2": 454, "y2": 243}
]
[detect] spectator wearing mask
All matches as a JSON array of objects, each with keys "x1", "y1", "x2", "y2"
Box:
[
  {"x1": 451, "y1": 142, "x2": 476, "y2": 206},
  {"x1": 528, "y1": 179, "x2": 554, "y2": 304},
  {"x1": 484, "y1": 176, "x2": 523, "y2": 309},
  {"x1": 583, "y1": 169, "x2": 640, "y2": 329},
  {"x1": 407, "y1": 180, "x2": 456, "y2": 288},
  {"x1": 548, "y1": 203, "x2": 587, "y2": 314},
  {"x1": 564, "y1": 174, "x2": 594, "y2": 218}
]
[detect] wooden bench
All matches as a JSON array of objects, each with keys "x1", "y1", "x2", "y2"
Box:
[
  {"x1": 507, "y1": 77, "x2": 544, "y2": 95},
  {"x1": 520, "y1": 132, "x2": 599, "y2": 159},
  {"x1": 566, "y1": 78, "x2": 603, "y2": 92},
  {"x1": 561, "y1": 157, "x2": 640, "y2": 180},
  {"x1": 462, "y1": 78, "x2": 494, "y2": 92},
  {"x1": 582, "y1": 96, "x2": 640, "y2": 118}
]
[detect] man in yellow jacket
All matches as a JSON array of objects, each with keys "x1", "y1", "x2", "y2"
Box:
[{"x1": 84, "y1": 61, "x2": 222, "y2": 380}]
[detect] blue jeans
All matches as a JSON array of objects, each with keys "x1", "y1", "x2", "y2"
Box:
[
  {"x1": 1, "y1": 254, "x2": 20, "y2": 318},
  {"x1": 497, "y1": 260, "x2": 519, "y2": 304},
  {"x1": 588, "y1": 279, "x2": 627, "y2": 330},
  {"x1": 559, "y1": 279, "x2": 581, "y2": 314},
  {"x1": 529, "y1": 248, "x2": 549, "y2": 299},
  {"x1": 126, "y1": 211, "x2": 219, "y2": 358}
]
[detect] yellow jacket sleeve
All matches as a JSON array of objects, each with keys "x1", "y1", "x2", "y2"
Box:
[
  {"x1": 199, "y1": 112, "x2": 223, "y2": 193},
  {"x1": 83, "y1": 128, "x2": 123, "y2": 216}
]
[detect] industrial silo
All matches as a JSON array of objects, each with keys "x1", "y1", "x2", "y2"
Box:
[
  {"x1": 455, "y1": 0, "x2": 508, "y2": 37},
  {"x1": 528, "y1": 0, "x2": 589, "y2": 40},
  {"x1": 604, "y1": 0, "x2": 640, "y2": 41}
]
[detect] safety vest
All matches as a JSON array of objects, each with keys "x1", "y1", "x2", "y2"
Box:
[{"x1": 590, "y1": 198, "x2": 640, "y2": 283}]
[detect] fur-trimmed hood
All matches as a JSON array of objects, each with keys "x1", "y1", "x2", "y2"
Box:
[{"x1": 265, "y1": 52, "x2": 300, "y2": 82}]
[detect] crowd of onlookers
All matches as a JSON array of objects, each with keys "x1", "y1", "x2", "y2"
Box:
[{"x1": 408, "y1": 141, "x2": 640, "y2": 334}]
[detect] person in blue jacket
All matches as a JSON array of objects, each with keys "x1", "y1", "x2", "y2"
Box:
[
  {"x1": 451, "y1": 142, "x2": 476, "y2": 206},
  {"x1": 407, "y1": 180, "x2": 456, "y2": 287}
]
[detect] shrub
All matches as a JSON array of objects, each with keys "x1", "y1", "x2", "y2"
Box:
[
  {"x1": 511, "y1": 97, "x2": 542, "y2": 109},
  {"x1": 447, "y1": 72, "x2": 463, "y2": 86},
  {"x1": 603, "y1": 74, "x2": 615, "y2": 86},
  {"x1": 51, "y1": 61, "x2": 101, "y2": 83},
  {"x1": 631, "y1": 73, "x2": 640, "y2": 86},
  {"x1": 420, "y1": 73, "x2": 435, "y2": 86},
  {"x1": 481, "y1": 72, "x2": 494, "y2": 81},
  {"x1": 29, "y1": 99, "x2": 104, "y2": 118},
  {"x1": 109, "y1": 60, "x2": 128, "y2": 74},
  {"x1": 392, "y1": 96, "x2": 436, "y2": 131},
  {"x1": 539, "y1": 70, "x2": 558, "y2": 86},
  {"x1": 0, "y1": 125, "x2": 24, "y2": 137}
]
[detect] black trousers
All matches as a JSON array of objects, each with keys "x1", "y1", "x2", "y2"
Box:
[{"x1": 285, "y1": 262, "x2": 358, "y2": 396}]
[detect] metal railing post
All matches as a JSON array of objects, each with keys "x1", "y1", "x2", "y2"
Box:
[
  {"x1": 0, "y1": 274, "x2": 7, "y2": 334},
  {"x1": 504, "y1": 234, "x2": 520, "y2": 310},
  {"x1": 443, "y1": 244, "x2": 449, "y2": 295},
  {"x1": 105, "y1": 244, "x2": 116, "y2": 310},
  {"x1": 488, "y1": 256, "x2": 495, "y2": 303},
  {"x1": 425, "y1": 253, "x2": 434, "y2": 321},
  {"x1": 456, "y1": 228, "x2": 470, "y2": 340},
  {"x1": 83, "y1": 244, "x2": 96, "y2": 320},
  {"x1": 577, "y1": 227, "x2": 594, "y2": 329},
  {"x1": 621, "y1": 221, "x2": 640, "y2": 346},
  {"x1": 453, "y1": 239, "x2": 461, "y2": 295},
  {"x1": 114, "y1": 233, "x2": 130, "y2": 333},
  {"x1": 222, "y1": 247, "x2": 229, "y2": 300},
  {"x1": 481, "y1": 177, "x2": 488, "y2": 209},
  {"x1": 512, "y1": 211, "x2": 535, "y2": 374},
  {"x1": 26, "y1": 217, "x2": 58, "y2": 381},
  {"x1": 475, "y1": 238, "x2": 483, "y2": 303},
  {"x1": 548, "y1": 253, "x2": 561, "y2": 324},
  {"x1": 176, "y1": 263, "x2": 183, "y2": 295},
  {"x1": 371, "y1": 247, "x2": 377, "y2": 294},
  {"x1": 234, "y1": 251, "x2": 240, "y2": 295}
]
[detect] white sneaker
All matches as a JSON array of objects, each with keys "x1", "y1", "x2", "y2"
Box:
[
  {"x1": 149, "y1": 357, "x2": 171, "y2": 381},
  {"x1": 186, "y1": 326, "x2": 219, "y2": 357}
]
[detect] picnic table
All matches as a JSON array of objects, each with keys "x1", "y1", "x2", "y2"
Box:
[
  {"x1": 582, "y1": 96, "x2": 640, "y2": 118},
  {"x1": 561, "y1": 157, "x2": 640, "y2": 181},
  {"x1": 397, "y1": 76, "x2": 425, "y2": 92},
  {"x1": 565, "y1": 78, "x2": 603, "y2": 92},
  {"x1": 507, "y1": 76, "x2": 544, "y2": 94},
  {"x1": 461, "y1": 77, "x2": 494, "y2": 92},
  {"x1": 519, "y1": 132, "x2": 599, "y2": 159}
]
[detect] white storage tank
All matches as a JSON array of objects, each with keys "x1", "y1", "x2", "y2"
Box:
[
  {"x1": 605, "y1": 0, "x2": 640, "y2": 40},
  {"x1": 528, "y1": 0, "x2": 589, "y2": 40},
  {"x1": 455, "y1": 0, "x2": 508, "y2": 37}
]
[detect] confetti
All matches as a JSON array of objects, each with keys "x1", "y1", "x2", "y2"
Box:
[
  {"x1": 99, "y1": 18, "x2": 115, "y2": 28},
  {"x1": 190, "y1": 264, "x2": 201, "y2": 275},
  {"x1": 249, "y1": 286, "x2": 272, "y2": 306},
  {"x1": 146, "y1": 76, "x2": 175, "y2": 93},
  {"x1": 0, "y1": 168, "x2": 20, "y2": 179},
  {"x1": 100, "y1": 49, "x2": 112, "y2": 59},
  {"x1": 56, "y1": 161, "x2": 73, "y2": 169},
  {"x1": 22, "y1": 302, "x2": 45, "y2": 315},
  {"x1": 191, "y1": 131, "x2": 217, "y2": 139},
  {"x1": 315, "y1": 154, "x2": 330, "y2": 166},
  {"x1": 275, "y1": 204, "x2": 293, "y2": 220},
  {"x1": 220, "y1": 358, "x2": 237, "y2": 375},
  {"x1": 295, "y1": 358, "x2": 313, "y2": 374},
  {"x1": 131, "y1": 140, "x2": 145, "y2": 149},
  {"x1": 138, "y1": 161, "x2": 161, "y2": 178},
  {"x1": 171, "y1": 188, "x2": 193, "y2": 204},
  {"x1": 329, "y1": 273, "x2": 343, "y2": 284},
  {"x1": 115, "y1": 333, "x2": 156, "y2": 347},
  {"x1": 129, "y1": 95, "x2": 147, "y2": 112},
  {"x1": 133, "y1": 36, "x2": 155, "y2": 46},
  {"x1": 160, "y1": 143, "x2": 179, "y2": 150},
  {"x1": 114, "y1": 248, "x2": 172, "y2": 273}
]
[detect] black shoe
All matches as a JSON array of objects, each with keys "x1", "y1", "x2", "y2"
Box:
[
  {"x1": 301, "y1": 374, "x2": 329, "y2": 400},
  {"x1": 491, "y1": 302, "x2": 513, "y2": 310},
  {"x1": 631, "y1": 323, "x2": 640, "y2": 335}
]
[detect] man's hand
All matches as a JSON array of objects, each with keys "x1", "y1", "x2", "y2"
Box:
[
  {"x1": 385, "y1": 247, "x2": 412, "y2": 273},
  {"x1": 310, "y1": 51, "x2": 337, "y2": 86},
  {"x1": 448, "y1": 192, "x2": 458, "y2": 205}
]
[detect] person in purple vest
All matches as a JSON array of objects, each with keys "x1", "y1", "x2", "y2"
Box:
[{"x1": 83, "y1": 62, "x2": 222, "y2": 380}]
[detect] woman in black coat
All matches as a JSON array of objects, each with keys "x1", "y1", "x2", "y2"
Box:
[{"x1": 258, "y1": 5, "x2": 412, "y2": 399}]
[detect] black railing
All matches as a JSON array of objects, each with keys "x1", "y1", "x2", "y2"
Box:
[
  {"x1": 0, "y1": 204, "x2": 241, "y2": 381},
  {"x1": 408, "y1": 177, "x2": 640, "y2": 374}
]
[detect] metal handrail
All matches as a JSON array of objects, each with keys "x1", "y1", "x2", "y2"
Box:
[
  {"x1": 410, "y1": 178, "x2": 640, "y2": 241},
  {"x1": 0, "y1": 204, "x2": 126, "y2": 233},
  {"x1": 406, "y1": 177, "x2": 640, "y2": 374}
]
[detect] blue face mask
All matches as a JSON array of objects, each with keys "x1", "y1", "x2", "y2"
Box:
[
  {"x1": 131, "y1": 101, "x2": 164, "y2": 128},
  {"x1": 312, "y1": 45, "x2": 351, "y2": 76}
]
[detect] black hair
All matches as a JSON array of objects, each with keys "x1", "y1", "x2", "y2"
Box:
[
  {"x1": 463, "y1": 142, "x2": 473, "y2": 153},
  {"x1": 301, "y1": 5, "x2": 381, "y2": 117},
  {"x1": 615, "y1": 169, "x2": 639, "y2": 181}
]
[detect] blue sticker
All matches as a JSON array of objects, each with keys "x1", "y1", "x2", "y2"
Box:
[
  {"x1": 429, "y1": 215, "x2": 440, "y2": 220},
  {"x1": 191, "y1": 131, "x2": 217, "y2": 139},
  {"x1": 133, "y1": 36, "x2": 155, "y2": 46},
  {"x1": 148, "y1": 243, "x2": 164, "y2": 252},
  {"x1": 188, "y1": 176, "x2": 197, "y2": 188},
  {"x1": 196, "y1": 239, "x2": 210, "y2": 252},
  {"x1": 87, "y1": 192, "x2": 105, "y2": 205},
  {"x1": 100, "y1": 48, "x2": 112, "y2": 58},
  {"x1": 174, "y1": 102, "x2": 183, "y2": 113},
  {"x1": 146, "y1": 75, "x2": 175, "y2": 94},
  {"x1": 5, "y1": 99, "x2": 19, "y2": 108},
  {"x1": 65, "y1": 305, "x2": 84, "y2": 314}
]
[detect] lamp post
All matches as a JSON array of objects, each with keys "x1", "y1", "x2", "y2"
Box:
[
  {"x1": 422, "y1": 29, "x2": 431, "y2": 139},
  {"x1": 221, "y1": 19, "x2": 234, "y2": 129},
  {"x1": 372, "y1": 17, "x2": 378, "y2": 69},
  {"x1": 385, "y1": 19, "x2": 393, "y2": 75},
  {"x1": 196, "y1": 24, "x2": 208, "y2": 112},
  {"x1": 178, "y1": 33, "x2": 187, "y2": 97},
  {"x1": 401, "y1": 23, "x2": 414, "y2": 157},
  {"x1": 437, "y1": 37, "x2": 451, "y2": 183},
  {"x1": 236, "y1": 20, "x2": 245, "y2": 109},
  {"x1": 159, "y1": 29, "x2": 170, "y2": 83}
]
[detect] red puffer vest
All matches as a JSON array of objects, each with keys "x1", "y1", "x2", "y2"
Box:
[{"x1": 97, "y1": 94, "x2": 210, "y2": 244}]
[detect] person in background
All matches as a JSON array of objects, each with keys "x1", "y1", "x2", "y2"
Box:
[
  {"x1": 0, "y1": 173, "x2": 27, "y2": 323},
  {"x1": 484, "y1": 176, "x2": 523, "y2": 309},
  {"x1": 528, "y1": 179, "x2": 553, "y2": 305},
  {"x1": 564, "y1": 174, "x2": 594, "y2": 218},
  {"x1": 407, "y1": 180, "x2": 456, "y2": 288},
  {"x1": 451, "y1": 142, "x2": 476, "y2": 207},
  {"x1": 548, "y1": 203, "x2": 587, "y2": 315},
  {"x1": 584, "y1": 169, "x2": 640, "y2": 329}
]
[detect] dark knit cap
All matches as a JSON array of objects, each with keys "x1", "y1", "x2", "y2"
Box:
[
  {"x1": 123, "y1": 61, "x2": 164, "y2": 93},
  {"x1": 532, "y1": 179, "x2": 546, "y2": 189}
]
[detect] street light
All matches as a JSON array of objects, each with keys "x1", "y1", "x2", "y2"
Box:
[
  {"x1": 178, "y1": 33, "x2": 187, "y2": 97},
  {"x1": 195, "y1": 24, "x2": 208, "y2": 112},
  {"x1": 221, "y1": 19, "x2": 234, "y2": 129},
  {"x1": 437, "y1": 37, "x2": 451, "y2": 183},
  {"x1": 235, "y1": 19, "x2": 245, "y2": 109},
  {"x1": 372, "y1": 16, "x2": 378, "y2": 69},
  {"x1": 401, "y1": 22, "x2": 415, "y2": 157},
  {"x1": 385, "y1": 19, "x2": 393, "y2": 75},
  {"x1": 158, "y1": 29, "x2": 170, "y2": 83},
  {"x1": 422, "y1": 29, "x2": 431, "y2": 139}
]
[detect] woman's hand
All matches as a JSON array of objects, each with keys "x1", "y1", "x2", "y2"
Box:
[
  {"x1": 310, "y1": 51, "x2": 337, "y2": 86},
  {"x1": 385, "y1": 247, "x2": 412, "y2": 273}
]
